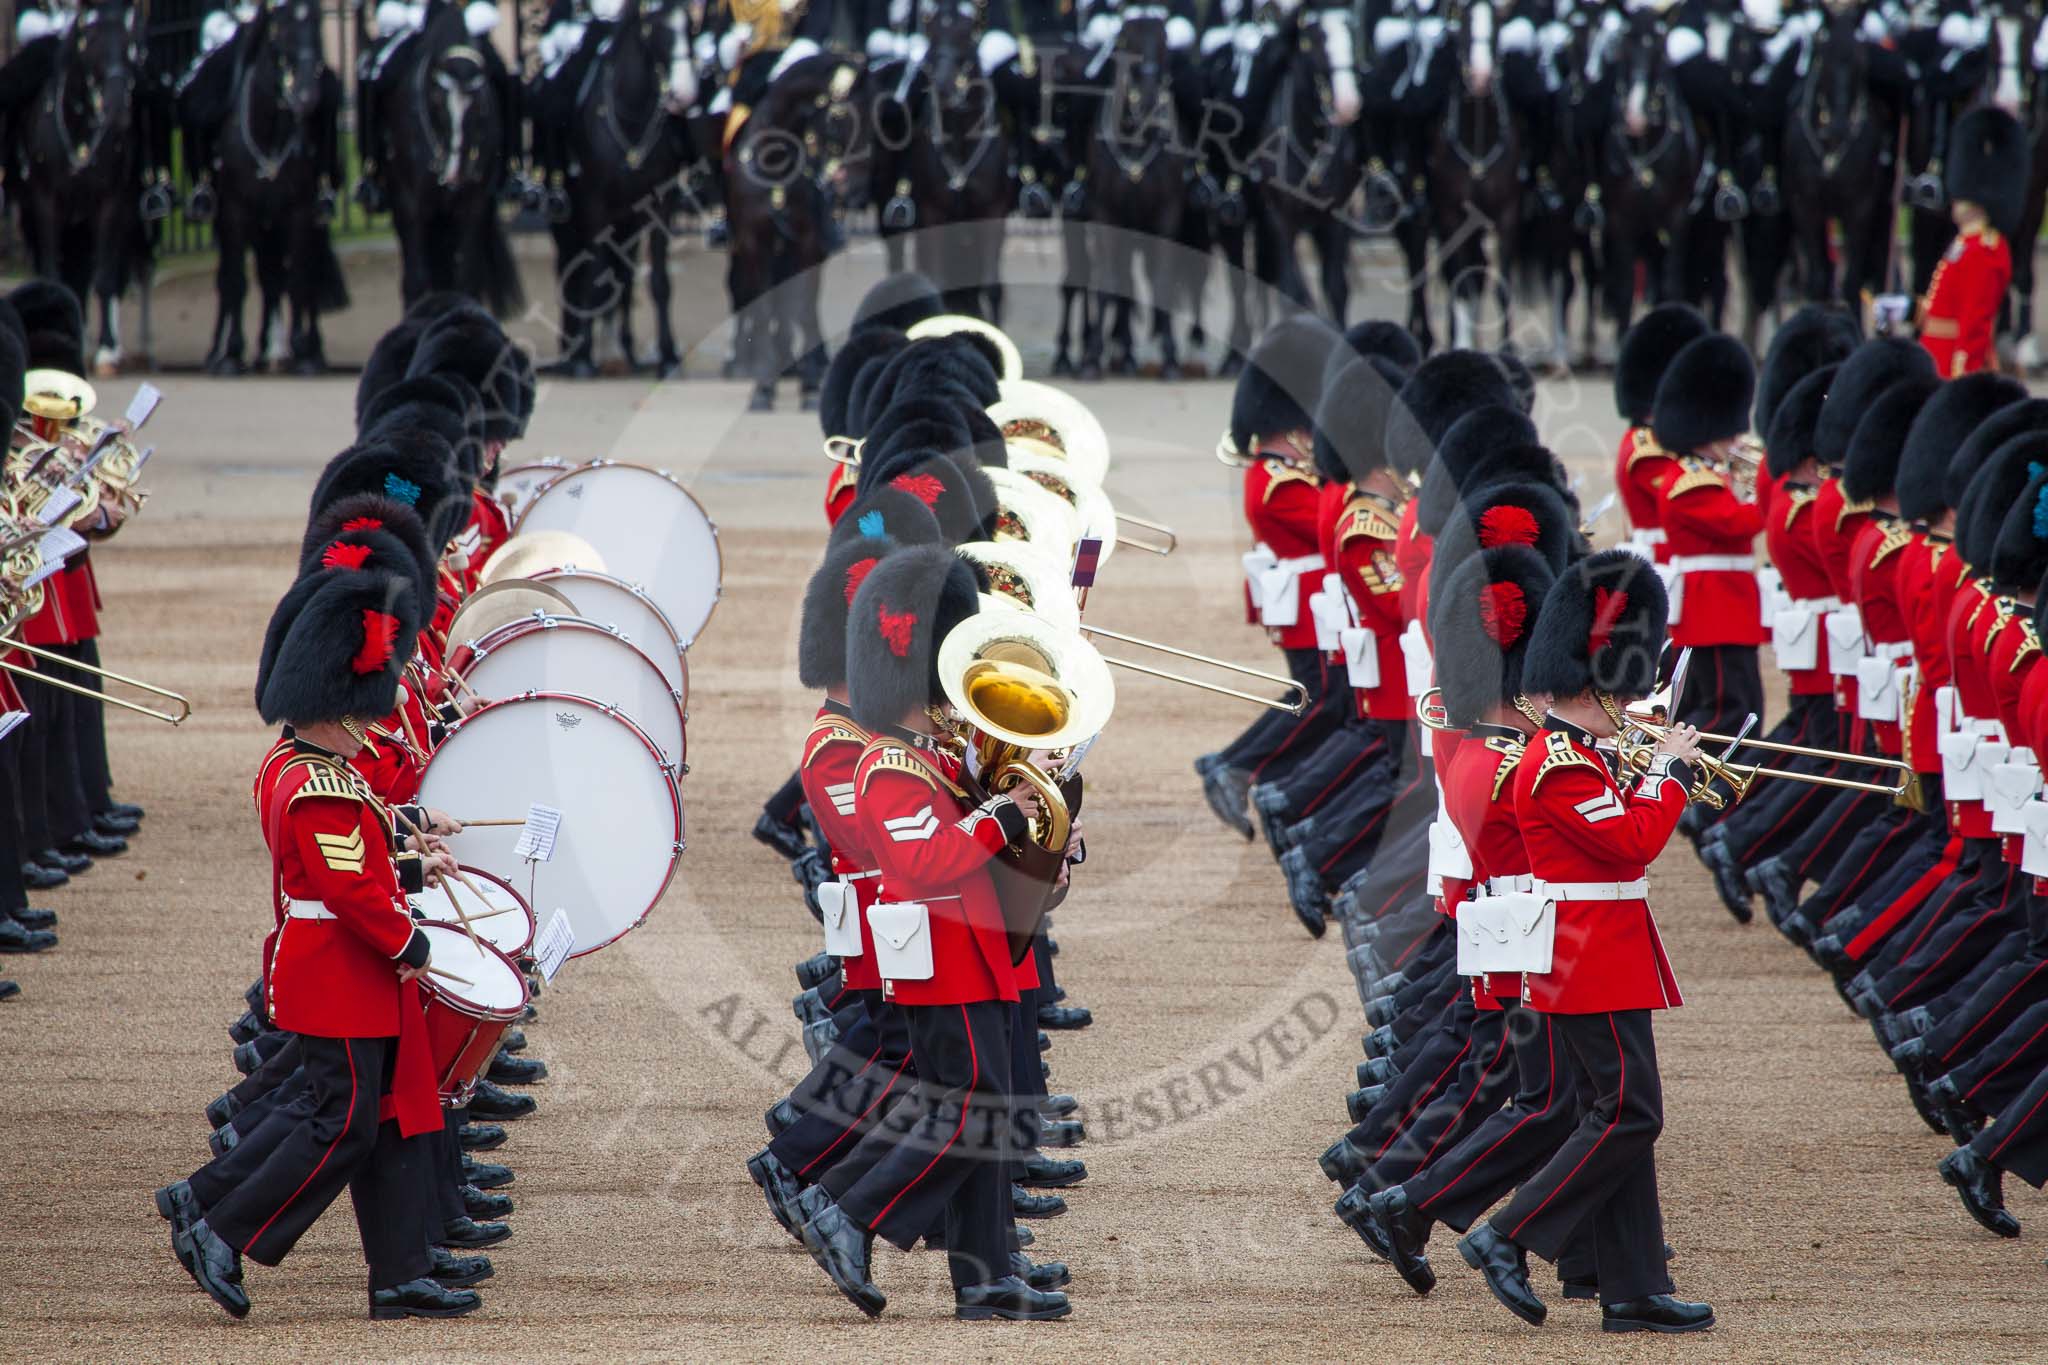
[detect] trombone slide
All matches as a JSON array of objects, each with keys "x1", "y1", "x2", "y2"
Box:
[
  {"x1": 1077, "y1": 623, "x2": 1307, "y2": 713},
  {"x1": 0, "y1": 636, "x2": 191, "y2": 725}
]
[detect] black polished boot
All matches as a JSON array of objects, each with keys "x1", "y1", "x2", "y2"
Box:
[
  {"x1": 9, "y1": 906, "x2": 55, "y2": 930},
  {"x1": 1458, "y1": 1223, "x2": 1546, "y2": 1326},
  {"x1": 370, "y1": 1277, "x2": 481, "y2": 1319},
  {"x1": 462, "y1": 1184, "x2": 513, "y2": 1219},
  {"x1": 486, "y1": 1054, "x2": 548, "y2": 1085},
  {"x1": 20, "y1": 861, "x2": 67, "y2": 889},
  {"x1": 1367, "y1": 1186, "x2": 1436, "y2": 1295},
  {"x1": 153, "y1": 1179, "x2": 201, "y2": 1240},
  {"x1": 794, "y1": 951, "x2": 839, "y2": 990},
  {"x1": 1038, "y1": 1002, "x2": 1092, "y2": 1030},
  {"x1": 747, "y1": 1147, "x2": 809, "y2": 1236},
  {"x1": 1199, "y1": 757, "x2": 1255, "y2": 839},
  {"x1": 1347, "y1": 1083, "x2": 1388, "y2": 1124},
  {"x1": 765, "y1": 1097, "x2": 800, "y2": 1137},
  {"x1": 1701, "y1": 839, "x2": 1753, "y2": 924},
  {"x1": 1012, "y1": 1185, "x2": 1067, "y2": 1219},
  {"x1": 1037, "y1": 1118, "x2": 1085, "y2": 1149},
  {"x1": 65, "y1": 828, "x2": 127, "y2": 857},
  {"x1": 1319, "y1": 1135, "x2": 1370, "y2": 1186},
  {"x1": 1019, "y1": 1153, "x2": 1087, "y2": 1187},
  {"x1": 438, "y1": 1215, "x2": 513, "y2": 1249},
  {"x1": 1927, "y1": 1073, "x2": 1983, "y2": 1144},
  {"x1": 38, "y1": 847, "x2": 89, "y2": 874},
  {"x1": 468, "y1": 1079, "x2": 537, "y2": 1120},
  {"x1": 799, "y1": 1201, "x2": 886, "y2": 1317},
  {"x1": 1601, "y1": 1295, "x2": 1714, "y2": 1333},
  {"x1": 1746, "y1": 857, "x2": 1800, "y2": 924},
  {"x1": 955, "y1": 1275, "x2": 1072, "y2": 1320},
  {"x1": 1282, "y1": 846, "x2": 1328, "y2": 937},
  {"x1": 428, "y1": 1247, "x2": 495, "y2": 1287},
  {"x1": 1013, "y1": 1251, "x2": 1070, "y2": 1290},
  {"x1": 461, "y1": 1155, "x2": 514, "y2": 1190},
  {"x1": 1040, "y1": 1093, "x2": 1078, "y2": 1118},
  {"x1": 0, "y1": 918, "x2": 56, "y2": 953},
  {"x1": 170, "y1": 1217, "x2": 250, "y2": 1319},
  {"x1": 459, "y1": 1122, "x2": 508, "y2": 1150},
  {"x1": 752, "y1": 810, "x2": 811, "y2": 861},
  {"x1": 1940, "y1": 1146, "x2": 2021, "y2": 1237}
]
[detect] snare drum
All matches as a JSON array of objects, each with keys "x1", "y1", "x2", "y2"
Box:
[
  {"x1": 415, "y1": 922, "x2": 530, "y2": 1103},
  {"x1": 457, "y1": 613, "x2": 686, "y2": 766},
  {"x1": 516, "y1": 463, "x2": 721, "y2": 648},
  {"x1": 420, "y1": 692, "x2": 683, "y2": 958},
  {"x1": 410, "y1": 866, "x2": 536, "y2": 958}
]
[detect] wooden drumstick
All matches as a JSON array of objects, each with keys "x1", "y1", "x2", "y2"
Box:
[
  {"x1": 424, "y1": 964, "x2": 475, "y2": 987},
  {"x1": 458, "y1": 904, "x2": 523, "y2": 922},
  {"x1": 452, "y1": 818, "x2": 525, "y2": 827},
  {"x1": 440, "y1": 881, "x2": 486, "y2": 953}
]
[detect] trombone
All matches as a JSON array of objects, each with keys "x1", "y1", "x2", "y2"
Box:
[
  {"x1": 0, "y1": 636, "x2": 191, "y2": 725},
  {"x1": 1113, "y1": 510, "x2": 1178, "y2": 556},
  {"x1": 1077, "y1": 623, "x2": 1307, "y2": 714},
  {"x1": 1618, "y1": 711, "x2": 1908, "y2": 806},
  {"x1": 1622, "y1": 704, "x2": 1913, "y2": 775}
]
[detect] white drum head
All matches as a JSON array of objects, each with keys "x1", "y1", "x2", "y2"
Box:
[
  {"x1": 497, "y1": 460, "x2": 573, "y2": 518},
  {"x1": 420, "y1": 694, "x2": 682, "y2": 957},
  {"x1": 536, "y1": 569, "x2": 689, "y2": 707},
  {"x1": 409, "y1": 867, "x2": 535, "y2": 957},
  {"x1": 445, "y1": 579, "x2": 579, "y2": 651},
  {"x1": 461, "y1": 615, "x2": 686, "y2": 766},
  {"x1": 417, "y1": 922, "x2": 529, "y2": 1017},
  {"x1": 516, "y1": 464, "x2": 722, "y2": 648}
]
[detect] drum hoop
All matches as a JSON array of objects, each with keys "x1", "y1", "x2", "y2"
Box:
[
  {"x1": 415, "y1": 923, "x2": 529, "y2": 1019},
  {"x1": 512, "y1": 463, "x2": 724, "y2": 649},
  {"x1": 534, "y1": 568, "x2": 686, "y2": 659},
  {"x1": 498, "y1": 458, "x2": 574, "y2": 499},
  {"x1": 457, "y1": 614, "x2": 687, "y2": 763},
  {"x1": 453, "y1": 863, "x2": 537, "y2": 952},
  {"x1": 433, "y1": 691, "x2": 684, "y2": 959}
]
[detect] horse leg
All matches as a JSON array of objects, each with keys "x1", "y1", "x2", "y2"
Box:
[
  {"x1": 1397, "y1": 213, "x2": 1433, "y2": 357},
  {"x1": 1600, "y1": 233, "x2": 1635, "y2": 365},
  {"x1": 795, "y1": 263, "x2": 826, "y2": 409},
  {"x1": 287, "y1": 212, "x2": 327, "y2": 375},
  {"x1": 647, "y1": 230, "x2": 681, "y2": 380},
  {"x1": 1147, "y1": 242, "x2": 1181, "y2": 381},
  {"x1": 89, "y1": 202, "x2": 126, "y2": 376},
  {"x1": 1055, "y1": 216, "x2": 1089, "y2": 376},
  {"x1": 1219, "y1": 217, "x2": 1251, "y2": 376},
  {"x1": 255, "y1": 224, "x2": 290, "y2": 372},
  {"x1": 207, "y1": 210, "x2": 250, "y2": 376},
  {"x1": 1318, "y1": 222, "x2": 1351, "y2": 330}
]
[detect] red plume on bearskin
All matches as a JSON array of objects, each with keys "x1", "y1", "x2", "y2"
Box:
[
  {"x1": 340, "y1": 516, "x2": 385, "y2": 534},
  {"x1": 1478, "y1": 503, "x2": 1540, "y2": 550},
  {"x1": 878, "y1": 604, "x2": 918, "y2": 658},
  {"x1": 1589, "y1": 587, "x2": 1629, "y2": 655},
  {"x1": 842, "y1": 556, "x2": 880, "y2": 605},
  {"x1": 321, "y1": 542, "x2": 374, "y2": 572},
  {"x1": 890, "y1": 472, "x2": 946, "y2": 508},
  {"x1": 1478, "y1": 582, "x2": 1527, "y2": 647},
  {"x1": 352, "y1": 610, "x2": 402, "y2": 675}
]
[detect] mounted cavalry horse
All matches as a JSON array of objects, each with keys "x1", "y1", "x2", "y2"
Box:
[
  {"x1": 187, "y1": 0, "x2": 348, "y2": 375},
  {"x1": 1998, "y1": 0, "x2": 2048, "y2": 370},
  {"x1": 372, "y1": 3, "x2": 522, "y2": 315},
  {"x1": 1416, "y1": 0, "x2": 1518, "y2": 352},
  {"x1": 551, "y1": 0, "x2": 698, "y2": 378},
  {"x1": 19, "y1": 1, "x2": 153, "y2": 374},
  {"x1": 1780, "y1": 0, "x2": 1893, "y2": 308},
  {"x1": 1247, "y1": 5, "x2": 1363, "y2": 329},
  {"x1": 895, "y1": 0, "x2": 1015, "y2": 322}
]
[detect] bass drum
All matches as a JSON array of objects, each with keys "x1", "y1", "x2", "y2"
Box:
[
  {"x1": 535, "y1": 569, "x2": 689, "y2": 710},
  {"x1": 457, "y1": 614, "x2": 686, "y2": 767},
  {"x1": 515, "y1": 463, "x2": 721, "y2": 648},
  {"x1": 497, "y1": 459, "x2": 574, "y2": 519},
  {"x1": 409, "y1": 866, "x2": 537, "y2": 959},
  {"x1": 420, "y1": 693, "x2": 682, "y2": 958}
]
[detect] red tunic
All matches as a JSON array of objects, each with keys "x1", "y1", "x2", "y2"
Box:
[
  {"x1": 1919, "y1": 223, "x2": 2011, "y2": 379},
  {"x1": 1394, "y1": 499, "x2": 1433, "y2": 630},
  {"x1": 1512, "y1": 727, "x2": 1688, "y2": 1014},
  {"x1": 1900, "y1": 538, "x2": 1966, "y2": 775},
  {"x1": 1945, "y1": 582, "x2": 2006, "y2": 839},
  {"x1": 824, "y1": 461, "x2": 859, "y2": 527},
  {"x1": 1616, "y1": 427, "x2": 1679, "y2": 561},
  {"x1": 1766, "y1": 485, "x2": 1836, "y2": 698},
  {"x1": 1660, "y1": 459, "x2": 1764, "y2": 647},
  {"x1": 1847, "y1": 517, "x2": 1915, "y2": 756},
  {"x1": 456, "y1": 488, "x2": 512, "y2": 595},
  {"x1": 1812, "y1": 478, "x2": 1872, "y2": 720},
  {"x1": 853, "y1": 735, "x2": 1019, "y2": 1007},
  {"x1": 1243, "y1": 456, "x2": 1324, "y2": 651},
  {"x1": 1333, "y1": 490, "x2": 1410, "y2": 722},
  {"x1": 18, "y1": 558, "x2": 99, "y2": 646},
  {"x1": 1441, "y1": 724, "x2": 1532, "y2": 1006},
  {"x1": 799, "y1": 705, "x2": 885, "y2": 993}
]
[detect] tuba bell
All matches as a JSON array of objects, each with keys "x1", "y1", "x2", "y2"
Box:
[
  {"x1": 906, "y1": 315, "x2": 1025, "y2": 383},
  {"x1": 987, "y1": 380, "x2": 1111, "y2": 485}
]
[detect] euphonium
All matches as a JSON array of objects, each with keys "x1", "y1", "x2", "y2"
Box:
[{"x1": 937, "y1": 608, "x2": 1116, "y2": 852}]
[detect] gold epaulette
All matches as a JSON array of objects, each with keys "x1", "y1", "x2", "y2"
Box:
[
  {"x1": 857, "y1": 740, "x2": 966, "y2": 799},
  {"x1": 2012, "y1": 621, "x2": 2041, "y2": 673},
  {"x1": 1337, "y1": 491, "x2": 1402, "y2": 545},
  {"x1": 1626, "y1": 427, "x2": 1673, "y2": 470},
  {"x1": 1260, "y1": 461, "x2": 1319, "y2": 503},
  {"x1": 1529, "y1": 731, "x2": 1600, "y2": 793},
  {"x1": 1868, "y1": 524, "x2": 1913, "y2": 568},
  {"x1": 1996, "y1": 595, "x2": 2020, "y2": 625},
  {"x1": 1781, "y1": 487, "x2": 1817, "y2": 530},
  {"x1": 1665, "y1": 462, "x2": 1726, "y2": 500},
  {"x1": 1837, "y1": 497, "x2": 1875, "y2": 531},
  {"x1": 283, "y1": 755, "x2": 368, "y2": 808},
  {"x1": 804, "y1": 716, "x2": 869, "y2": 764},
  {"x1": 1484, "y1": 734, "x2": 1526, "y2": 802}
]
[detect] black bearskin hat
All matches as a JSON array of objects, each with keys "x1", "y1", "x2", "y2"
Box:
[
  {"x1": 1429, "y1": 479, "x2": 1579, "y2": 610},
  {"x1": 862, "y1": 338, "x2": 1000, "y2": 428},
  {"x1": 1762, "y1": 364, "x2": 1839, "y2": 479},
  {"x1": 406, "y1": 291, "x2": 484, "y2": 324},
  {"x1": 1948, "y1": 105, "x2": 2030, "y2": 235},
  {"x1": 1957, "y1": 430, "x2": 2048, "y2": 570},
  {"x1": 799, "y1": 533, "x2": 901, "y2": 689},
  {"x1": 406, "y1": 311, "x2": 535, "y2": 442},
  {"x1": 1229, "y1": 315, "x2": 1340, "y2": 453},
  {"x1": 7, "y1": 280, "x2": 84, "y2": 375},
  {"x1": 1816, "y1": 339, "x2": 1934, "y2": 470},
  {"x1": 255, "y1": 566, "x2": 424, "y2": 725},
  {"x1": 853, "y1": 271, "x2": 947, "y2": 332},
  {"x1": 1323, "y1": 319, "x2": 1421, "y2": 393},
  {"x1": 1898, "y1": 371, "x2": 2027, "y2": 522},
  {"x1": 1386, "y1": 350, "x2": 1520, "y2": 479},
  {"x1": 1948, "y1": 397, "x2": 2048, "y2": 515},
  {"x1": 845, "y1": 544, "x2": 982, "y2": 731},
  {"x1": 831, "y1": 486, "x2": 946, "y2": 550},
  {"x1": 1842, "y1": 376, "x2": 1940, "y2": 505},
  {"x1": 1494, "y1": 349, "x2": 1536, "y2": 415},
  {"x1": 1431, "y1": 545, "x2": 1558, "y2": 727},
  {"x1": 1651, "y1": 334, "x2": 1755, "y2": 454},
  {"x1": 1989, "y1": 465, "x2": 2048, "y2": 594},
  {"x1": 360, "y1": 374, "x2": 486, "y2": 481},
  {"x1": 356, "y1": 318, "x2": 428, "y2": 424},
  {"x1": 298, "y1": 492, "x2": 437, "y2": 605},
  {"x1": 0, "y1": 318, "x2": 26, "y2": 434},
  {"x1": 309, "y1": 436, "x2": 468, "y2": 554},
  {"x1": 1522, "y1": 549, "x2": 1669, "y2": 700},
  {"x1": 1614, "y1": 304, "x2": 1709, "y2": 424},
  {"x1": 1312, "y1": 356, "x2": 1409, "y2": 485},
  {"x1": 1416, "y1": 404, "x2": 1539, "y2": 536},
  {"x1": 862, "y1": 452, "x2": 989, "y2": 544},
  {"x1": 821, "y1": 326, "x2": 907, "y2": 438},
  {"x1": 1755, "y1": 305, "x2": 1860, "y2": 439}
]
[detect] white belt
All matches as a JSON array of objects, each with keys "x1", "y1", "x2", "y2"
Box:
[
  {"x1": 842, "y1": 869, "x2": 880, "y2": 881},
  {"x1": 283, "y1": 897, "x2": 336, "y2": 921},
  {"x1": 1486, "y1": 874, "x2": 1534, "y2": 895},
  {"x1": 1871, "y1": 640, "x2": 1914, "y2": 661},
  {"x1": 1274, "y1": 552, "x2": 1325, "y2": 575},
  {"x1": 1634, "y1": 528, "x2": 1667, "y2": 545},
  {"x1": 1534, "y1": 878, "x2": 1649, "y2": 901},
  {"x1": 1796, "y1": 595, "x2": 1841, "y2": 612},
  {"x1": 1669, "y1": 554, "x2": 1757, "y2": 573}
]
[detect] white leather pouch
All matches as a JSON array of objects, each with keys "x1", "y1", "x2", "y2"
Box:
[
  {"x1": 1856, "y1": 656, "x2": 1901, "y2": 723},
  {"x1": 1771, "y1": 607, "x2": 1819, "y2": 671},
  {"x1": 1942, "y1": 731, "x2": 1987, "y2": 800},
  {"x1": 1309, "y1": 574, "x2": 1346, "y2": 652},
  {"x1": 819, "y1": 880, "x2": 862, "y2": 958},
  {"x1": 1257, "y1": 563, "x2": 1302, "y2": 627},
  {"x1": 1987, "y1": 752, "x2": 2042, "y2": 835},
  {"x1": 1456, "y1": 893, "x2": 1554, "y2": 977},
  {"x1": 1825, "y1": 607, "x2": 1866, "y2": 675},
  {"x1": 866, "y1": 901, "x2": 933, "y2": 981},
  {"x1": 1341, "y1": 626, "x2": 1380, "y2": 689},
  {"x1": 2023, "y1": 799, "x2": 2048, "y2": 877}
]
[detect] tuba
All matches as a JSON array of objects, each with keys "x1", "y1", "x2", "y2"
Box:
[{"x1": 905, "y1": 314, "x2": 1025, "y2": 383}]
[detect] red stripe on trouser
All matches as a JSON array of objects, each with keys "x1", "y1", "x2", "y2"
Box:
[
  {"x1": 1941, "y1": 960, "x2": 2048, "y2": 1065},
  {"x1": 244, "y1": 1038, "x2": 359, "y2": 1254},
  {"x1": 1796, "y1": 797, "x2": 1864, "y2": 878},
  {"x1": 1738, "y1": 780, "x2": 1830, "y2": 861},
  {"x1": 1374, "y1": 1036, "x2": 1472, "y2": 1159},
  {"x1": 1305, "y1": 744, "x2": 1378, "y2": 815},
  {"x1": 1887, "y1": 893, "x2": 2013, "y2": 1009},
  {"x1": 1250, "y1": 687, "x2": 1331, "y2": 779},
  {"x1": 1845, "y1": 842, "x2": 1962, "y2": 958},
  {"x1": 1893, "y1": 864, "x2": 1993, "y2": 963},
  {"x1": 1319, "y1": 770, "x2": 1425, "y2": 874},
  {"x1": 1509, "y1": 1015, "x2": 1626, "y2": 1242},
  {"x1": 1965, "y1": 1013, "x2": 2048, "y2": 1101},
  {"x1": 1420, "y1": 1016, "x2": 1556, "y2": 1212},
  {"x1": 1990, "y1": 1085, "x2": 2048, "y2": 1163},
  {"x1": 826, "y1": 985, "x2": 851, "y2": 1011},
  {"x1": 873, "y1": 1005, "x2": 978, "y2": 1226},
  {"x1": 797, "y1": 1043, "x2": 911, "y2": 1177},
  {"x1": 1416, "y1": 1025, "x2": 1515, "y2": 1168},
  {"x1": 1828, "y1": 812, "x2": 1926, "y2": 909}
]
